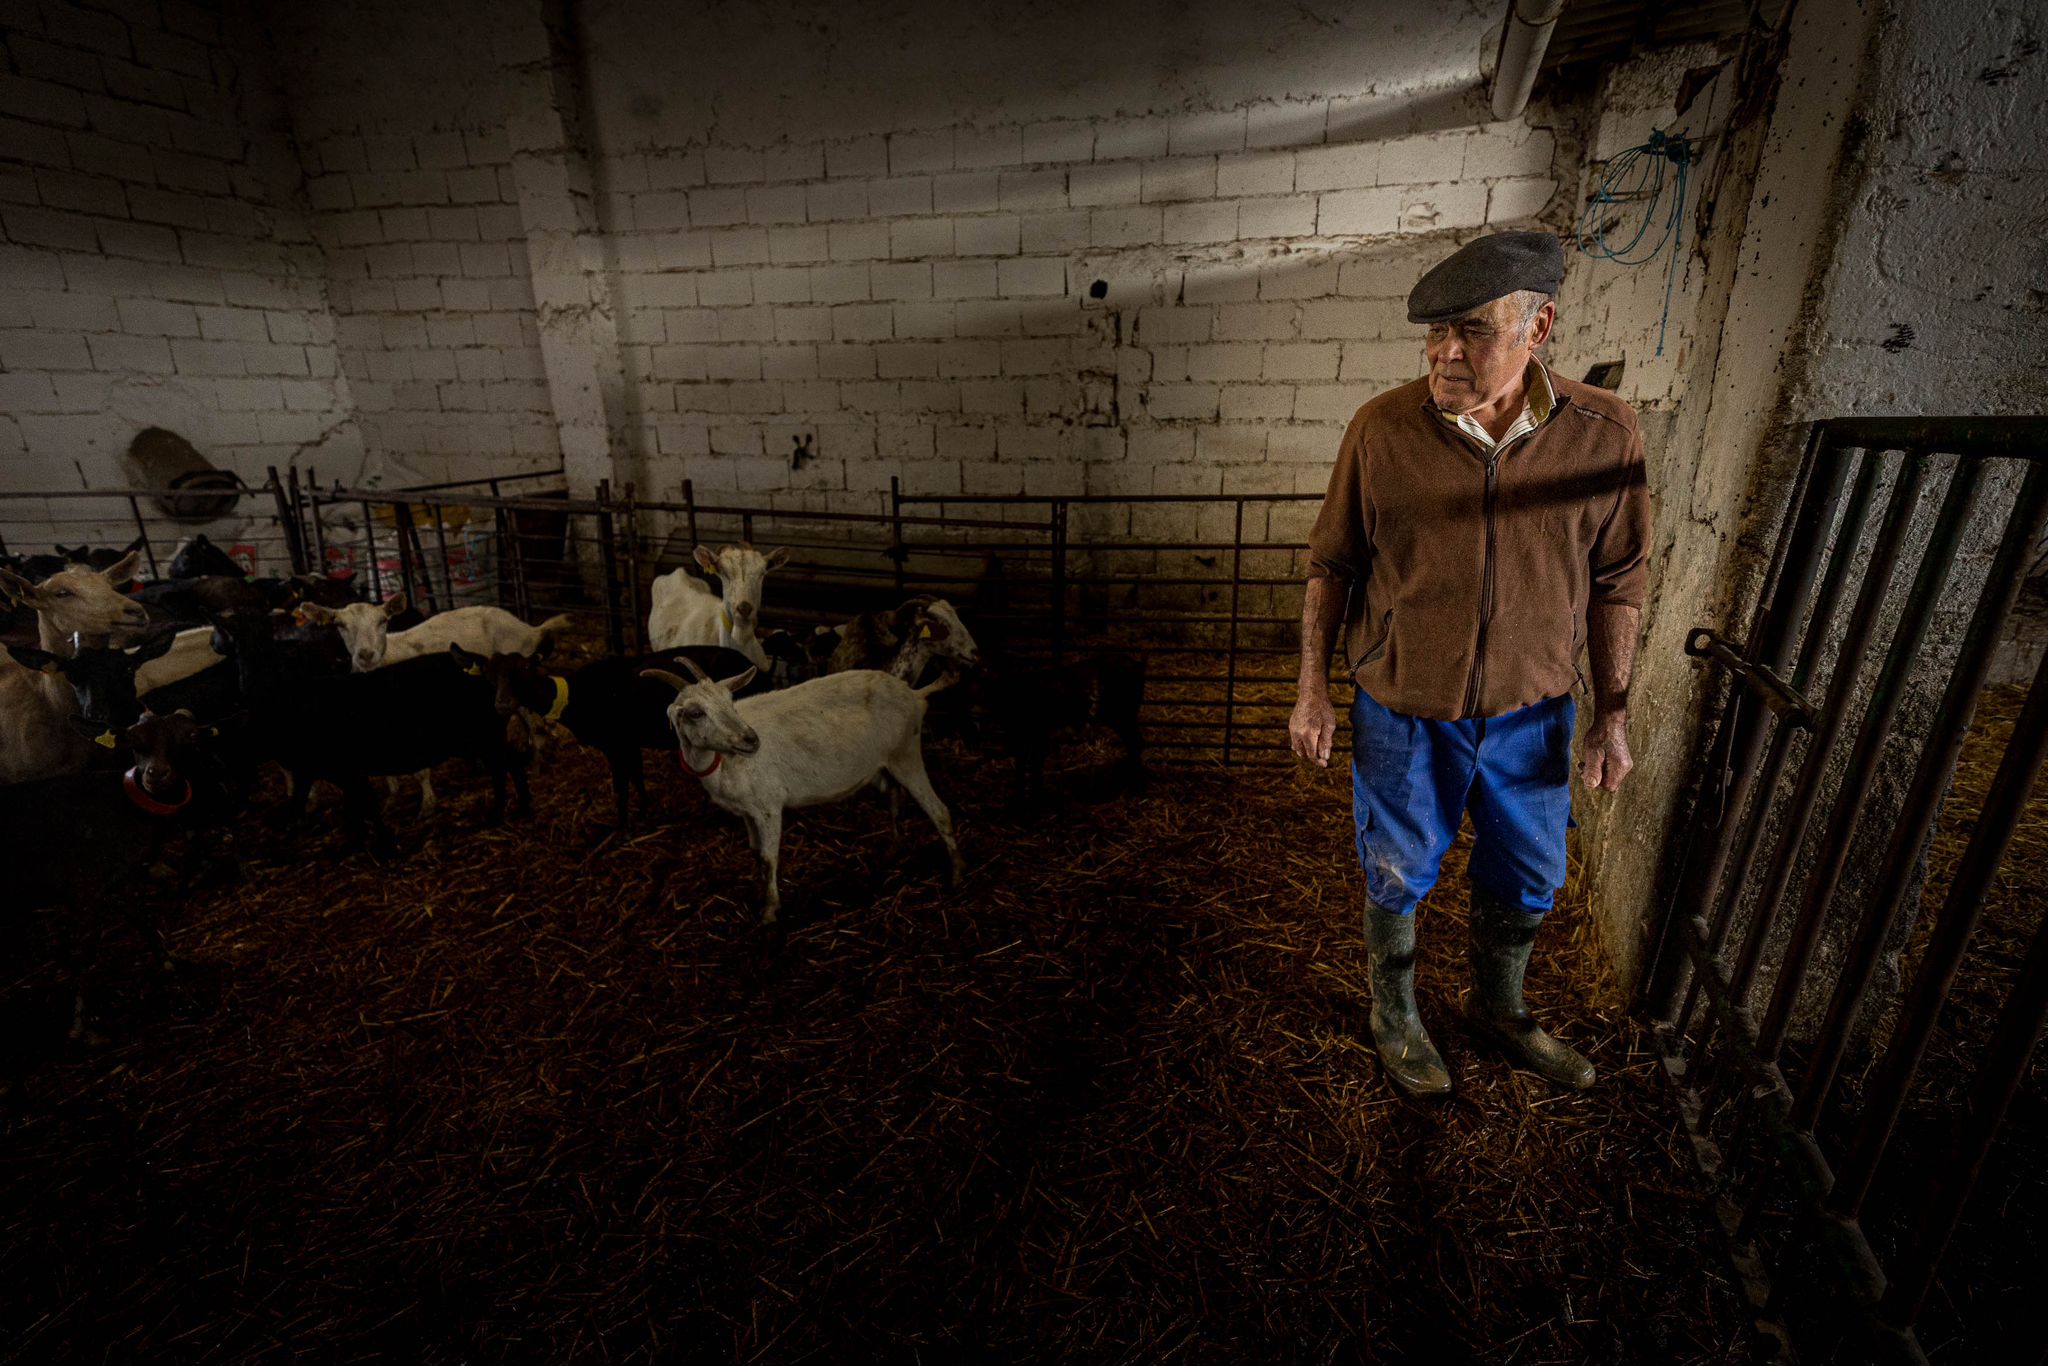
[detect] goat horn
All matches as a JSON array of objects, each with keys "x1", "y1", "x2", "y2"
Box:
[{"x1": 678, "y1": 656, "x2": 712, "y2": 683}]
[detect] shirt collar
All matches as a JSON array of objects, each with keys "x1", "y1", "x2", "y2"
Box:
[
  {"x1": 1431, "y1": 359, "x2": 1555, "y2": 452},
  {"x1": 1525, "y1": 359, "x2": 1555, "y2": 423}
]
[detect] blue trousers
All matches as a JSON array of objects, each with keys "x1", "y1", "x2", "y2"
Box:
[{"x1": 1350, "y1": 689, "x2": 1576, "y2": 917}]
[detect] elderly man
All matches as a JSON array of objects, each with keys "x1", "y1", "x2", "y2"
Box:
[{"x1": 1288, "y1": 231, "x2": 1650, "y2": 1098}]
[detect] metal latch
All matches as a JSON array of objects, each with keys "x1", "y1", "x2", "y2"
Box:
[{"x1": 1685, "y1": 628, "x2": 1819, "y2": 731}]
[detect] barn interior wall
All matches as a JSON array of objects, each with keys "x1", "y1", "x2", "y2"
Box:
[
  {"x1": 561, "y1": 0, "x2": 1575, "y2": 546},
  {"x1": 7, "y1": 0, "x2": 2041, "y2": 991},
  {"x1": 0, "y1": 0, "x2": 365, "y2": 527}
]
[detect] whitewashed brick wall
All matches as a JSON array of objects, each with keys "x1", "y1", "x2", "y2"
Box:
[
  {"x1": 593, "y1": 110, "x2": 1561, "y2": 538},
  {"x1": 267, "y1": 3, "x2": 559, "y2": 488},
  {"x1": 0, "y1": 0, "x2": 363, "y2": 507},
  {"x1": 5, "y1": 0, "x2": 1606, "y2": 538}
]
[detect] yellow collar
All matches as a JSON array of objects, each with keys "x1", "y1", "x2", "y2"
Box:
[{"x1": 544, "y1": 675, "x2": 570, "y2": 722}]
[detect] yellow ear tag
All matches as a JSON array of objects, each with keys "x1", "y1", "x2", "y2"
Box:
[
  {"x1": 464, "y1": 664, "x2": 482, "y2": 677},
  {"x1": 918, "y1": 624, "x2": 932, "y2": 639},
  {"x1": 94, "y1": 731, "x2": 117, "y2": 748},
  {"x1": 720, "y1": 607, "x2": 734, "y2": 632},
  {"x1": 545, "y1": 675, "x2": 570, "y2": 721}
]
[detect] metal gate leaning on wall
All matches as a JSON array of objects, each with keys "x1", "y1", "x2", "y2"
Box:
[
  {"x1": 289, "y1": 474, "x2": 1356, "y2": 766},
  {"x1": 1640, "y1": 417, "x2": 2048, "y2": 1365}
]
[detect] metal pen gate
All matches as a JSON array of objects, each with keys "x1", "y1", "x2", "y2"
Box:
[
  {"x1": 1640, "y1": 417, "x2": 2048, "y2": 1364},
  {"x1": 284, "y1": 474, "x2": 1346, "y2": 766}
]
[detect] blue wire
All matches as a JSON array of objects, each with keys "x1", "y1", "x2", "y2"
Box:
[{"x1": 1576, "y1": 130, "x2": 1692, "y2": 356}]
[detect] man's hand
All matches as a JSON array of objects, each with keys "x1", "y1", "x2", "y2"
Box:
[
  {"x1": 1579, "y1": 713, "x2": 1633, "y2": 792},
  {"x1": 1291, "y1": 690, "x2": 1338, "y2": 767}
]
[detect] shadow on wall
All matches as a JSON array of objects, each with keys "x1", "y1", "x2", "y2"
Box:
[{"x1": 1325, "y1": 80, "x2": 1495, "y2": 145}]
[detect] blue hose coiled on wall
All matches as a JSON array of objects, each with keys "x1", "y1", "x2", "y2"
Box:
[{"x1": 1576, "y1": 129, "x2": 1694, "y2": 357}]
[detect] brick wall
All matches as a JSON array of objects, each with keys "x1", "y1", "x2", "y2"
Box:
[
  {"x1": 592, "y1": 114, "x2": 1560, "y2": 541},
  {"x1": 0, "y1": 0, "x2": 362, "y2": 516},
  {"x1": 575, "y1": 67, "x2": 1567, "y2": 543},
  {"x1": 3, "y1": 0, "x2": 1614, "y2": 532},
  {"x1": 267, "y1": 2, "x2": 558, "y2": 488}
]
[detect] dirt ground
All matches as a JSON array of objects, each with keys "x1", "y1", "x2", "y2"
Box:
[{"x1": 1, "y1": 731, "x2": 1753, "y2": 1363}]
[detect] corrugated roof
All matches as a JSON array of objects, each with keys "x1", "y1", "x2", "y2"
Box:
[{"x1": 1540, "y1": 0, "x2": 1789, "y2": 75}]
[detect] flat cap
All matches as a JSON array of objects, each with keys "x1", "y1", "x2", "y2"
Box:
[{"x1": 1406, "y1": 231, "x2": 1565, "y2": 324}]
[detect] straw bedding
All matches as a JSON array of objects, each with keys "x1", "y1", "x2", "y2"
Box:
[{"x1": 2, "y1": 716, "x2": 1751, "y2": 1361}]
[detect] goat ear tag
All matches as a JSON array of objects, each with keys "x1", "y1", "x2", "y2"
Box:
[
  {"x1": 93, "y1": 730, "x2": 117, "y2": 749},
  {"x1": 463, "y1": 664, "x2": 482, "y2": 677},
  {"x1": 918, "y1": 624, "x2": 932, "y2": 639}
]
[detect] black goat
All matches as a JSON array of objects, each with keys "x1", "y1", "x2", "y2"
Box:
[
  {"x1": 167, "y1": 534, "x2": 242, "y2": 580},
  {"x1": 451, "y1": 642, "x2": 761, "y2": 827},
  {"x1": 1, "y1": 709, "x2": 229, "y2": 1040},
  {"x1": 6, "y1": 628, "x2": 183, "y2": 751},
  {"x1": 971, "y1": 652, "x2": 1148, "y2": 806},
  {"x1": 10, "y1": 538, "x2": 145, "y2": 583},
  {"x1": 232, "y1": 643, "x2": 531, "y2": 852},
  {"x1": 131, "y1": 574, "x2": 272, "y2": 626}
]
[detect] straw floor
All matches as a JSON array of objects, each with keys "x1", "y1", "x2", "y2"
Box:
[{"x1": 2, "y1": 731, "x2": 1752, "y2": 1361}]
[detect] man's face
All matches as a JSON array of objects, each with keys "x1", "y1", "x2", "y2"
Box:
[{"x1": 1424, "y1": 294, "x2": 1553, "y2": 414}]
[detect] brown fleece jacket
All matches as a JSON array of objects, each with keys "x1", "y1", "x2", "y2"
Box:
[{"x1": 1306, "y1": 372, "x2": 1651, "y2": 721}]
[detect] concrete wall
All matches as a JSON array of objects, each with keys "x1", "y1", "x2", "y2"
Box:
[
  {"x1": 1561, "y1": 0, "x2": 1887, "y2": 987},
  {"x1": 0, "y1": 0, "x2": 364, "y2": 517},
  {"x1": 1708, "y1": 0, "x2": 2048, "y2": 1029},
  {"x1": 1576, "y1": 0, "x2": 2048, "y2": 993}
]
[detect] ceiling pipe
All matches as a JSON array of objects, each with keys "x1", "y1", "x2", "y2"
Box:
[{"x1": 1490, "y1": 0, "x2": 1567, "y2": 121}]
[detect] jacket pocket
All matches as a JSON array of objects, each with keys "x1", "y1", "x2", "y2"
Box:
[
  {"x1": 1569, "y1": 609, "x2": 1587, "y2": 694},
  {"x1": 1357, "y1": 608, "x2": 1394, "y2": 669}
]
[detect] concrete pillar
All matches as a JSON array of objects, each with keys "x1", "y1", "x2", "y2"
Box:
[
  {"x1": 494, "y1": 2, "x2": 627, "y2": 497},
  {"x1": 1562, "y1": 0, "x2": 1885, "y2": 989}
]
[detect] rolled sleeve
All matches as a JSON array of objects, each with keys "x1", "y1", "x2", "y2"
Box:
[
  {"x1": 1306, "y1": 416, "x2": 1370, "y2": 582},
  {"x1": 1588, "y1": 425, "x2": 1651, "y2": 608}
]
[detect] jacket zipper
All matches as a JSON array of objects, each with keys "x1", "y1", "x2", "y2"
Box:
[
  {"x1": 1463, "y1": 451, "x2": 1500, "y2": 719},
  {"x1": 1437, "y1": 380, "x2": 1568, "y2": 720}
]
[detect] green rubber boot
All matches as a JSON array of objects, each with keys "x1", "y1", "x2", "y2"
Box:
[
  {"x1": 1363, "y1": 904, "x2": 1452, "y2": 1098},
  {"x1": 1465, "y1": 890, "x2": 1596, "y2": 1090}
]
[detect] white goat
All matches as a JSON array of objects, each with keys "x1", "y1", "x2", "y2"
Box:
[
  {"x1": 646, "y1": 543, "x2": 788, "y2": 670},
  {"x1": 135, "y1": 625, "x2": 225, "y2": 694},
  {"x1": 644, "y1": 660, "x2": 963, "y2": 924},
  {"x1": 295, "y1": 593, "x2": 570, "y2": 673},
  {"x1": 0, "y1": 555, "x2": 150, "y2": 783},
  {"x1": 295, "y1": 592, "x2": 569, "y2": 812}
]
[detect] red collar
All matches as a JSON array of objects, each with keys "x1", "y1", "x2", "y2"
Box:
[
  {"x1": 124, "y1": 767, "x2": 192, "y2": 815},
  {"x1": 677, "y1": 746, "x2": 723, "y2": 778}
]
